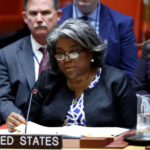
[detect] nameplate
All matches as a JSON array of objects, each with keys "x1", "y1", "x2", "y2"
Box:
[{"x1": 0, "y1": 134, "x2": 62, "y2": 149}]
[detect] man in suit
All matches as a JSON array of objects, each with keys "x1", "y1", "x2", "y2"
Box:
[
  {"x1": 133, "y1": 41, "x2": 150, "y2": 94},
  {"x1": 0, "y1": 0, "x2": 62, "y2": 127},
  {"x1": 59, "y1": 0, "x2": 138, "y2": 78}
]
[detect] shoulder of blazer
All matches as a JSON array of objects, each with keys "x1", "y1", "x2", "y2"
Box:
[
  {"x1": 100, "y1": 4, "x2": 133, "y2": 23},
  {"x1": 58, "y1": 4, "x2": 73, "y2": 24},
  {"x1": 101, "y1": 65, "x2": 129, "y2": 83},
  {"x1": 1, "y1": 36, "x2": 31, "y2": 53},
  {"x1": 60, "y1": 3, "x2": 73, "y2": 11},
  {"x1": 39, "y1": 70, "x2": 66, "y2": 86},
  {"x1": 35, "y1": 70, "x2": 67, "y2": 97},
  {"x1": 141, "y1": 42, "x2": 150, "y2": 59}
]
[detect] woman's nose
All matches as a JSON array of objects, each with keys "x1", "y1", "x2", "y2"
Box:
[{"x1": 64, "y1": 55, "x2": 71, "y2": 62}]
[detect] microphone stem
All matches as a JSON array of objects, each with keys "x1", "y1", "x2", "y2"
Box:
[{"x1": 25, "y1": 93, "x2": 33, "y2": 134}]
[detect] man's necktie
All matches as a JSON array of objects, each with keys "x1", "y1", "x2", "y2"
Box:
[
  {"x1": 80, "y1": 16, "x2": 88, "y2": 21},
  {"x1": 38, "y1": 47, "x2": 48, "y2": 77}
]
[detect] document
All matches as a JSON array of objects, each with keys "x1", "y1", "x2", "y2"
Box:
[
  {"x1": 15, "y1": 121, "x2": 129, "y2": 138},
  {"x1": 0, "y1": 129, "x2": 10, "y2": 134}
]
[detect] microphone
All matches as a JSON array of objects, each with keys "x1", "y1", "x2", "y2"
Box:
[{"x1": 25, "y1": 89, "x2": 38, "y2": 134}]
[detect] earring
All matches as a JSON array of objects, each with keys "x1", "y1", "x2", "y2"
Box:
[{"x1": 91, "y1": 59, "x2": 94, "y2": 62}]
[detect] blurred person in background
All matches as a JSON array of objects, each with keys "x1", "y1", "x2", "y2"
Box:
[
  {"x1": 59, "y1": 0, "x2": 138, "y2": 78},
  {"x1": 0, "y1": 0, "x2": 62, "y2": 128},
  {"x1": 133, "y1": 41, "x2": 150, "y2": 94},
  {"x1": 6, "y1": 19, "x2": 137, "y2": 132}
]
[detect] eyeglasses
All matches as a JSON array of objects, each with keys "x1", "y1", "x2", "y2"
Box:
[{"x1": 55, "y1": 49, "x2": 84, "y2": 61}]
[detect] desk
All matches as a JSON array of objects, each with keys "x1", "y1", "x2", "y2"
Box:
[
  {"x1": 0, "y1": 136, "x2": 146, "y2": 150},
  {"x1": 0, "y1": 129, "x2": 147, "y2": 150},
  {"x1": 0, "y1": 145, "x2": 146, "y2": 150},
  {"x1": 62, "y1": 139, "x2": 146, "y2": 150},
  {"x1": 63, "y1": 146, "x2": 145, "y2": 150}
]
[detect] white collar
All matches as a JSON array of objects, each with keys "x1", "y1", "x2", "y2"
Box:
[{"x1": 31, "y1": 35, "x2": 46, "y2": 53}]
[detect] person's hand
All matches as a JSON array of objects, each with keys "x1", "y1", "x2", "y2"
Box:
[{"x1": 6, "y1": 112, "x2": 26, "y2": 132}]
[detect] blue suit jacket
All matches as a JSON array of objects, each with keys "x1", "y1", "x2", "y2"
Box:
[
  {"x1": 59, "y1": 4, "x2": 138, "y2": 78},
  {"x1": 0, "y1": 36, "x2": 35, "y2": 124},
  {"x1": 133, "y1": 42, "x2": 150, "y2": 94}
]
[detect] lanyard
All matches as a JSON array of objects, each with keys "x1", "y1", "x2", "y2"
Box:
[
  {"x1": 74, "y1": 2, "x2": 100, "y2": 31},
  {"x1": 33, "y1": 52, "x2": 40, "y2": 65}
]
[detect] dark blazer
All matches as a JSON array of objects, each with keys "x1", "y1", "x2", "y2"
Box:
[
  {"x1": 26, "y1": 65, "x2": 137, "y2": 129},
  {"x1": 133, "y1": 42, "x2": 150, "y2": 94},
  {"x1": 59, "y1": 4, "x2": 138, "y2": 78},
  {"x1": 0, "y1": 36, "x2": 35, "y2": 125}
]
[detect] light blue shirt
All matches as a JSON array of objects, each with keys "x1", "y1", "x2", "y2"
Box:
[{"x1": 73, "y1": 0, "x2": 101, "y2": 35}]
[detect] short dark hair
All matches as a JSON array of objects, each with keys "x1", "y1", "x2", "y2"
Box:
[
  {"x1": 47, "y1": 18, "x2": 106, "y2": 75},
  {"x1": 24, "y1": 0, "x2": 60, "y2": 10}
]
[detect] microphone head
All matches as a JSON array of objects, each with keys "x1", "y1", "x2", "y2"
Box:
[{"x1": 32, "y1": 89, "x2": 38, "y2": 95}]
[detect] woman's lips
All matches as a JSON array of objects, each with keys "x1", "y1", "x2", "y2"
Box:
[{"x1": 65, "y1": 66, "x2": 76, "y2": 72}]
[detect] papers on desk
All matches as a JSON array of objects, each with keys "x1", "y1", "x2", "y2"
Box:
[
  {"x1": 0, "y1": 129, "x2": 10, "y2": 134},
  {"x1": 15, "y1": 121, "x2": 129, "y2": 138}
]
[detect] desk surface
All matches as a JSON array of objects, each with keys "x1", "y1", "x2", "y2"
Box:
[
  {"x1": 0, "y1": 146, "x2": 146, "y2": 150},
  {"x1": 0, "y1": 128, "x2": 147, "y2": 150},
  {"x1": 62, "y1": 139, "x2": 146, "y2": 150},
  {"x1": 63, "y1": 146, "x2": 145, "y2": 150}
]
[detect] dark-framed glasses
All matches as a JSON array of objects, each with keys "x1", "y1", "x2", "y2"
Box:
[{"x1": 55, "y1": 50, "x2": 84, "y2": 61}]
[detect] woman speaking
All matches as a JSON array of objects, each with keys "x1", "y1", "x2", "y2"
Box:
[{"x1": 6, "y1": 19, "x2": 137, "y2": 131}]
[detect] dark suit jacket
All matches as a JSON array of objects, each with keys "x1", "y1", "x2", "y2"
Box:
[
  {"x1": 133, "y1": 42, "x2": 150, "y2": 94},
  {"x1": 58, "y1": 4, "x2": 138, "y2": 78},
  {"x1": 0, "y1": 36, "x2": 35, "y2": 124},
  {"x1": 27, "y1": 65, "x2": 137, "y2": 129}
]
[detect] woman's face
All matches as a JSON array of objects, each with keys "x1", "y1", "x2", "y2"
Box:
[{"x1": 55, "y1": 37, "x2": 93, "y2": 79}]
